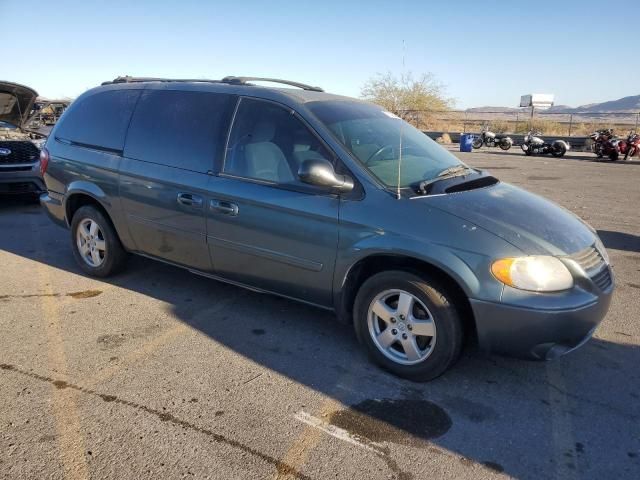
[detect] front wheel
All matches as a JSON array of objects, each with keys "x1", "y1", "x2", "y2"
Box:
[
  {"x1": 472, "y1": 138, "x2": 483, "y2": 149},
  {"x1": 353, "y1": 271, "x2": 463, "y2": 382},
  {"x1": 595, "y1": 145, "x2": 604, "y2": 158},
  {"x1": 70, "y1": 205, "x2": 127, "y2": 277}
]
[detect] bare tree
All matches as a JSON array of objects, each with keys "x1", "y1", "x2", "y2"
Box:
[{"x1": 361, "y1": 72, "x2": 453, "y2": 127}]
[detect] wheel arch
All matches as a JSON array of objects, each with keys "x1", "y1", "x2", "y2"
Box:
[
  {"x1": 65, "y1": 191, "x2": 110, "y2": 227},
  {"x1": 336, "y1": 253, "x2": 477, "y2": 344}
]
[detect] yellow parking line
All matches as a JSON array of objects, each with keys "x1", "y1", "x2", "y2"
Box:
[{"x1": 36, "y1": 262, "x2": 90, "y2": 480}]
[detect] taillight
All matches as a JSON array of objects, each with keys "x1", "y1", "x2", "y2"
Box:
[{"x1": 39, "y1": 148, "x2": 50, "y2": 177}]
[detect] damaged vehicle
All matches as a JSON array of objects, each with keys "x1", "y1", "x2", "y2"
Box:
[
  {"x1": 0, "y1": 81, "x2": 48, "y2": 196},
  {"x1": 29, "y1": 99, "x2": 72, "y2": 128}
]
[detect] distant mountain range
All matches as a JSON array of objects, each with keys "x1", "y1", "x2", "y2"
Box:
[{"x1": 468, "y1": 95, "x2": 640, "y2": 113}]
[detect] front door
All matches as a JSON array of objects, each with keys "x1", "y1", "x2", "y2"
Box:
[{"x1": 205, "y1": 97, "x2": 340, "y2": 307}]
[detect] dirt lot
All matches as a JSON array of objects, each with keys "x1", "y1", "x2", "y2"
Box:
[{"x1": 1, "y1": 148, "x2": 639, "y2": 480}]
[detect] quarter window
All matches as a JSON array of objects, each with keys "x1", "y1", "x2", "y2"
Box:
[
  {"x1": 55, "y1": 89, "x2": 140, "y2": 152},
  {"x1": 124, "y1": 90, "x2": 235, "y2": 173},
  {"x1": 224, "y1": 98, "x2": 333, "y2": 184}
]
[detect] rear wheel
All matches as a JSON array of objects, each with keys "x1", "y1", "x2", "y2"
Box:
[
  {"x1": 608, "y1": 150, "x2": 619, "y2": 161},
  {"x1": 624, "y1": 146, "x2": 635, "y2": 161},
  {"x1": 353, "y1": 271, "x2": 463, "y2": 382},
  {"x1": 499, "y1": 139, "x2": 512, "y2": 150},
  {"x1": 551, "y1": 143, "x2": 567, "y2": 157},
  {"x1": 70, "y1": 205, "x2": 127, "y2": 277}
]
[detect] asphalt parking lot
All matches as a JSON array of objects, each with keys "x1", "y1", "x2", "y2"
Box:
[{"x1": 1, "y1": 148, "x2": 639, "y2": 480}]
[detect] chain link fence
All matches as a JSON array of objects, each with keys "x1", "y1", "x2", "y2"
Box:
[{"x1": 399, "y1": 109, "x2": 640, "y2": 137}]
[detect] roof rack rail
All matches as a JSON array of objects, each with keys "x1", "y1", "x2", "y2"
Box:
[
  {"x1": 101, "y1": 75, "x2": 324, "y2": 92},
  {"x1": 221, "y1": 76, "x2": 324, "y2": 92},
  {"x1": 101, "y1": 76, "x2": 223, "y2": 86}
]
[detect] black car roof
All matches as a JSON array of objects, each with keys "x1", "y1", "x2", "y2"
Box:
[{"x1": 93, "y1": 76, "x2": 364, "y2": 107}]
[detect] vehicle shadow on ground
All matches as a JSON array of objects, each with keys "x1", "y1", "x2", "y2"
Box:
[
  {"x1": 598, "y1": 230, "x2": 640, "y2": 254},
  {"x1": 2, "y1": 198, "x2": 639, "y2": 479}
]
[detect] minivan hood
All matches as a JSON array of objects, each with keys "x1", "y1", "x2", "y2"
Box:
[
  {"x1": 0, "y1": 81, "x2": 38, "y2": 128},
  {"x1": 423, "y1": 182, "x2": 595, "y2": 255}
]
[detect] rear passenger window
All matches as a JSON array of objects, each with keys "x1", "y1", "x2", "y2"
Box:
[
  {"x1": 124, "y1": 90, "x2": 235, "y2": 173},
  {"x1": 55, "y1": 89, "x2": 140, "y2": 152}
]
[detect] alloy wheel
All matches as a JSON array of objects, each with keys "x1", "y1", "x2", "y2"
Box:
[
  {"x1": 76, "y1": 218, "x2": 106, "y2": 267},
  {"x1": 367, "y1": 289, "x2": 437, "y2": 365}
]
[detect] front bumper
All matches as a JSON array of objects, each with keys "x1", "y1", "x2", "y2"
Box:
[
  {"x1": 471, "y1": 285, "x2": 613, "y2": 360},
  {"x1": 0, "y1": 164, "x2": 45, "y2": 194}
]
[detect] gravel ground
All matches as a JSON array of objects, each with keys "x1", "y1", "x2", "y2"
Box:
[{"x1": 0, "y1": 147, "x2": 638, "y2": 480}]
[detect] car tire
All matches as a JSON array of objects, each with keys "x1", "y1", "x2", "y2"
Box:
[
  {"x1": 353, "y1": 270, "x2": 463, "y2": 382},
  {"x1": 70, "y1": 205, "x2": 127, "y2": 277}
]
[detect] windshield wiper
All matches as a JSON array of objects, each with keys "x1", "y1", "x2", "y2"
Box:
[{"x1": 436, "y1": 165, "x2": 471, "y2": 177}]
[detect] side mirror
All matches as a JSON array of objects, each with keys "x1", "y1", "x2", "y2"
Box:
[{"x1": 298, "y1": 158, "x2": 354, "y2": 193}]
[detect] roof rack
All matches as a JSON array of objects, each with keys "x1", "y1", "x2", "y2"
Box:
[
  {"x1": 102, "y1": 75, "x2": 324, "y2": 92},
  {"x1": 220, "y1": 76, "x2": 324, "y2": 92},
  {"x1": 101, "y1": 76, "x2": 223, "y2": 86}
]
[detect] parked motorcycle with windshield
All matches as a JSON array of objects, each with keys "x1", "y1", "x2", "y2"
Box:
[
  {"x1": 521, "y1": 131, "x2": 570, "y2": 157},
  {"x1": 617, "y1": 131, "x2": 640, "y2": 161},
  {"x1": 589, "y1": 128, "x2": 619, "y2": 160},
  {"x1": 472, "y1": 125, "x2": 513, "y2": 150}
]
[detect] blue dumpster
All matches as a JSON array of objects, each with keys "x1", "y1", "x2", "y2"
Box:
[{"x1": 460, "y1": 134, "x2": 474, "y2": 152}]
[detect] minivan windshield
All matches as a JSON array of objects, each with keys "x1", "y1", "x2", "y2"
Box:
[{"x1": 307, "y1": 100, "x2": 465, "y2": 188}]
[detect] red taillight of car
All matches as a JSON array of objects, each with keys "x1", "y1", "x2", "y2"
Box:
[{"x1": 39, "y1": 148, "x2": 50, "y2": 177}]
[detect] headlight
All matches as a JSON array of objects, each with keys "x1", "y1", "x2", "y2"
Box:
[
  {"x1": 491, "y1": 256, "x2": 574, "y2": 292},
  {"x1": 31, "y1": 138, "x2": 46, "y2": 150}
]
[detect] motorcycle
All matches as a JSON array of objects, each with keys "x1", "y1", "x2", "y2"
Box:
[
  {"x1": 472, "y1": 125, "x2": 513, "y2": 150},
  {"x1": 589, "y1": 128, "x2": 619, "y2": 161},
  {"x1": 521, "y1": 131, "x2": 570, "y2": 157},
  {"x1": 617, "y1": 131, "x2": 640, "y2": 161}
]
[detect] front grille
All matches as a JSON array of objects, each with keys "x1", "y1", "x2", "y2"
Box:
[
  {"x1": 591, "y1": 267, "x2": 613, "y2": 290},
  {"x1": 0, "y1": 141, "x2": 40, "y2": 165},
  {"x1": 569, "y1": 246, "x2": 603, "y2": 272},
  {"x1": 0, "y1": 182, "x2": 41, "y2": 193},
  {"x1": 568, "y1": 245, "x2": 612, "y2": 291}
]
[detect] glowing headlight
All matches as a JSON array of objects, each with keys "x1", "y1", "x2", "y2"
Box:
[{"x1": 491, "y1": 256, "x2": 574, "y2": 292}]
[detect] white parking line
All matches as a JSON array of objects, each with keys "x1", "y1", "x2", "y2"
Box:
[{"x1": 293, "y1": 411, "x2": 378, "y2": 453}]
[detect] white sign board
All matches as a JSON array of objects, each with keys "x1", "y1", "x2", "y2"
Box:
[{"x1": 520, "y1": 94, "x2": 555, "y2": 109}]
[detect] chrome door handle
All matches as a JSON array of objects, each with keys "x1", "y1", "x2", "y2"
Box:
[
  {"x1": 210, "y1": 199, "x2": 239, "y2": 216},
  {"x1": 177, "y1": 193, "x2": 203, "y2": 208}
]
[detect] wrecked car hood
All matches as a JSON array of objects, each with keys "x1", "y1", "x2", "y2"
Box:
[
  {"x1": 0, "y1": 81, "x2": 38, "y2": 128},
  {"x1": 424, "y1": 182, "x2": 595, "y2": 255}
]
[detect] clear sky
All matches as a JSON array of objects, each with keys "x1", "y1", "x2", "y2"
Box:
[{"x1": 2, "y1": 0, "x2": 637, "y2": 108}]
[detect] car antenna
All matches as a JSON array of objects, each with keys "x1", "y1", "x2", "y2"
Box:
[{"x1": 396, "y1": 39, "x2": 406, "y2": 200}]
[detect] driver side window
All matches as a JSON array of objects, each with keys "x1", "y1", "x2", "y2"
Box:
[{"x1": 224, "y1": 98, "x2": 333, "y2": 185}]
